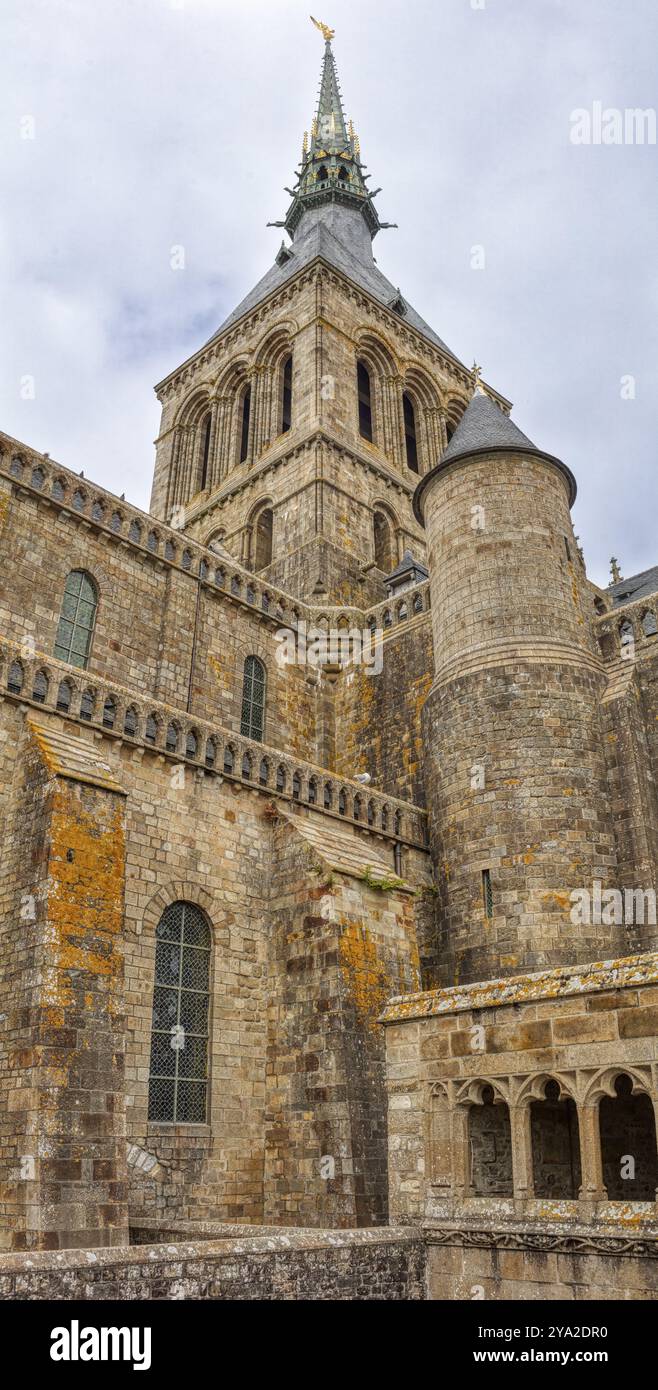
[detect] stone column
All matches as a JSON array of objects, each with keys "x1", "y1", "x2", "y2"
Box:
[
  {"x1": 205, "y1": 396, "x2": 219, "y2": 491},
  {"x1": 451, "y1": 1106, "x2": 471, "y2": 1199},
  {"x1": 213, "y1": 395, "x2": 232, "y2": 486},
  {"x1": 578, "y1": 1103, "x2": 607, "y2": 1201},
  {"x1": 246, "y1": 371, "x2": 257, "y2": 466},
  {"x1": 166, "y1": 426, "x2": 183, "y2": 516},
  {"x1": 510, "y1": 1104, "x2": 535, "y2": 1199}
]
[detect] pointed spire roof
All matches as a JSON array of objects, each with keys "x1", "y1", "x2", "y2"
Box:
[
  {"x1": 441, "y1": 389, "x2": 536, "y2": 462},
  {"x1": 413, "y1": 389, "x2": 577, "y2": 522},
  {"x1": 278, "y1": 24, "x2": 389, "y2": 241},
  {"x1": 313, "y1": 35, "x2": 349, "y2": 150}
]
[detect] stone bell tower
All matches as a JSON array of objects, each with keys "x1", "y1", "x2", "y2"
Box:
[
  {"x1": 415, "y1": 389, "x2": 623, "y2": 985},
  {"x1": 148, "y1": 25, "x2": 491, "y2": 607}
]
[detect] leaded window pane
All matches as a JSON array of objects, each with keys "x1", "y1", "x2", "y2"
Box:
[
  {"x1": 240, "y1": 655, "x2": 266, "y2": 741},
  {"x1": 54, "y1": 571, "x2": 98, "y2": 670},
  {"x1": 148, "y1": 902, "x2": 211, "y2": 1124}
]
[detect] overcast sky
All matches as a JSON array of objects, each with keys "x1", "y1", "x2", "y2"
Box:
[{"x1": 2, "y1": 0, "x2": 657, "y2": 588}]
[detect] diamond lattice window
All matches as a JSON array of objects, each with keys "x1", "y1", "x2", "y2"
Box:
[
  {"x1": 148, "y1": 902, "x2": 211, "y2": 1124},
  {"x1": 240, "y1": 655, "x2": 266, "y2": 742}
]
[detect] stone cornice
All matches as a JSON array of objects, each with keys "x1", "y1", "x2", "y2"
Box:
[
  {"x1": 380, "y1": 951, "x2": 658, "y2": 1023},
  {"x1": 424, "y1": 1221, "x2": 658, "y2": 1259}
]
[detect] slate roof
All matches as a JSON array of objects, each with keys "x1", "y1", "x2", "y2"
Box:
[
  {"x1": 607, "y1": 565, "x2": 658, "y2": 606},
  {"x1": 277, "y1": 807, "x2": 411, "y2": 890},
  {"x1": 385, "y1": 549, "x2": 429, "y2": 584},
  {"x1": 440, "y1": 389, "x2": 536, "y2": 463},
  {"x1": 27, "y1": 716, "x2": 126, "y2": 795},
  {"x1": 206, "y1": 204, "x2": 465, "y2": 364}
]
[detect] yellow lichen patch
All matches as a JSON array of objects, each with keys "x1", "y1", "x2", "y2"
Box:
[
  {"x1": 46, "y1": 784, "x2": 125, "y2": 1007},
  {"x1": 338, "y1": 921, "x2": 392, "y2": 1030},
  {"x1": 541, "y1": 891, "x2": 572, "y2": 910},
  {"x1": 0, "y1": 493, "x2": 10, "y2": 536}
]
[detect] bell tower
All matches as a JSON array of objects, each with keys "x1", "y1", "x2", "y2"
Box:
[{"x1": 149, "y1": 23, "x2": 495, "y2": 606}]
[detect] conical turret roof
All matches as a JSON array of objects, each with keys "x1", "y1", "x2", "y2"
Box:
[
  {"x1": 441, "y1": 390, "x2": 536, "y2": 462},
  {"x1": 413, "y1": 389, "x2": 577, "y2": 522}
]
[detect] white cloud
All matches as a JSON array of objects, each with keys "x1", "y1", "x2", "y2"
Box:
[{"x1": 1, "y1": 0, "x2": 657, "y2": 586}]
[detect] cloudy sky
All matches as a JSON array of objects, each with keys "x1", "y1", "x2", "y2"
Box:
[{"x1": 2, "y1": 0, "x2": 657, "y2": 588}]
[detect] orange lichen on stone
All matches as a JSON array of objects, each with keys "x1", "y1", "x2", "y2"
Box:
[
  {"x1": 338, "y1": 921, "x2": 392, "y2": 1029},
  {"x1": 46, "y1": 784, "x2": 125, "y2": 1006}
]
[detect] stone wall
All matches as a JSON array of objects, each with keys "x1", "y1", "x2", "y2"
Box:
[
  {"x1": 264, "y1": 811, "x2": 424, "y2": 1227},
  {"x1": 418, "y1": 448, "x2": 626, "y2": 983},
  {"x1": 0, "y1": 716, "x2": 128, "y2": 1251},
  {"x1": 382, "y1": 952, "x2": 658, "y2": 1224},
  {"x1": 381, "y1": 952, "x2": 658, "y2": 1298},
  {"x1": 426, "y1": 1225, "x2": 658, "y2": 1300},
  {"x1": 0, "y1": 1226, "x2": 426, "y2": 1300}
]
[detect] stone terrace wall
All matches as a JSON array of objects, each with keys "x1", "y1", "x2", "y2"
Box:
[
  {"x1": 426, "y1": 1223, "x2": 658, "y2": 1300},
  {"x1": 0, "y1": 1227, "x2": 426, "y2": 1301}
]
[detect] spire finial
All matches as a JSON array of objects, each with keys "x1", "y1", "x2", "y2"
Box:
[
  {"x1": 277, "y1": 22, "x2": 389, "y2": 240},
  {"x1": 471, "y1": 362, "x2": 484, "y2": 393},
  {"x1": 310, "y1": 15, "x2": 335, "y2": 42},
  {"x1": 610, "y1": 556, "x2": 623, "y2": 584}
]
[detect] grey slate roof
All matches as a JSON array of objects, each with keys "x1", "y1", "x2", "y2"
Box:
[
  {"x1": 608, "y1": 565, "x2": 658, "y2": 606},
  {"x1": 206, "y1": 204, "x2": 464, "y2": 364},
  {"x1": 385, "y1": 549, "x2": 429, "y2": 583},
  {"x1": 441, "y1": 389, "x2": 536, "y2": 463}
]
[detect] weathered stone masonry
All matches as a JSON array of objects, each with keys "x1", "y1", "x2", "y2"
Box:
[{"x1": 1, "y1": 27, "x2": 657, "y2": 1299}]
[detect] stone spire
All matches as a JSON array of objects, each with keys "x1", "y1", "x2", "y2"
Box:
[{"x1": 278, "y1": 22, "x2": 391, "y2": 240}]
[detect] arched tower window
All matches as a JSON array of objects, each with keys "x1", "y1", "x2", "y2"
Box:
[
  {"x1": 281, "y1": 355, "x2": 293, "y2": 433},
  {"x1": 240, "y1": 656, "x2": 266, "y2": 741},
  {"x1": 373, "y1": 511, "x2": 394, "y2": 572},
  {"x1": 357, "y1": 360, "x2": 373, "y2": 442},
  {"x1": 402, "y1": 392, "x2": 419, "y2": 473},
  {"x1": 317, "y1": 165, "x2": 328, "y2": 182},
  {"x1": 239, "y1": 385, "x2": 251, "y2": 463},
  {"x1": 147, "y1": 901, "x2": 211, "y2": 1124},
  {"x1": 254, "y1": 508, "x2": 273, "y2": 571},
  {"x1": 199, "y1": 412, "x2": 212, "y2": 491},
  {"x1": 54, "y1": 570, "x2": 98, "y2": 669}
]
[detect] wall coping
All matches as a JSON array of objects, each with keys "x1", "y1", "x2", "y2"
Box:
[
  {"x1": 0, "y1": 1225, "x2": 423, "y2": 1276},
  {"x1": 379, "y1": 950, "x2": 658, "y2": 1023}
]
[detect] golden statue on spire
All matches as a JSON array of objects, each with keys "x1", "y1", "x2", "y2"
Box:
[{"x1": 310, "y1": 16, "x2": 335, "y2": 41}]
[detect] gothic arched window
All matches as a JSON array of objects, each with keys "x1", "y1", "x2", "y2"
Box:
[
  {"x1": 32, "y1": 670, "x2": 48, "y2": 704},
  {"x1": 373, "y1": 511, "x2": 393, "y2": 572},
  {"x1": 403, "y1": 392, "x2": 419, "y2": 473},
  {"x1": 281, "y1": 355, "x2": 293, "y2": 433},
  {"x1": 239, "y1": 385, "x2": 251, "y2": 463},
  {"x1": 240, "y1": 656, "x2": 266, "y2": 741},
  {"x1": 199, "y1": 412, "x2": 212, "y2": 491},
  {"x1": 254, "y1": 508, "x2": 273, "y2": 571},
  {"x1": 54, "y1": 570, "x2": 98, "y2": 670},
  {"x1": 357, "y1": 360, "x2": 373, "y2": 442},
  {"x1": 148, "y1": 901, "x2": 211, "y2": 1124}
]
